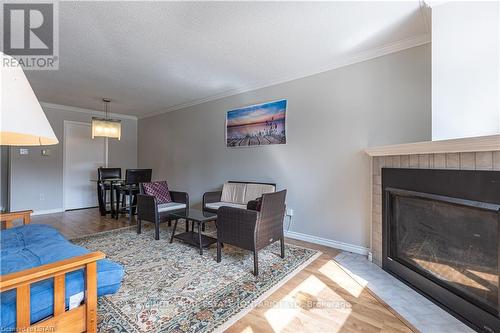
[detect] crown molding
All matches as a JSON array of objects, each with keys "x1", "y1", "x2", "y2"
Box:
[
  {"x1": 365, "y1": 135, "x2": 500, "y2": 156},
  {"x1": 424, "y1": 1, "x2": 449, "y2": 9},
  {"x1": 139, "y1": 33, "x2": 431, "y2": 119},
  {"x1": 41, "y1": 102, "x2": 138, "y2": 120}
]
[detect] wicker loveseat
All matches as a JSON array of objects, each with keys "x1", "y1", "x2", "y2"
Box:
[{"x1": 202, "y1": 181, "x2": 276, "y2": 213}]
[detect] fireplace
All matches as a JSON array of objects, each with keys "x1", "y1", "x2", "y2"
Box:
[{"x1": 382, "y1": 168, "x2": 500, "y2": 332}]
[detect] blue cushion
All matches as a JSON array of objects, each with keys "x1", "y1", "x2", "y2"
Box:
[
  {"x1": 0, "y1": 224, "x2": 124, "y2": 330},
  {"x1": 1, "y1": 224, "x2": 65, "y2": 254}
]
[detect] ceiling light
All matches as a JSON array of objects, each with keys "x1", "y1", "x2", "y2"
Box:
[{"x1": 91, "y1": 98, "x2": 121, "y2": 140}]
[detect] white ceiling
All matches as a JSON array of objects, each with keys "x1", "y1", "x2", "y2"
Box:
[{"x1": 25, "y1": 1, "x2": 430, "y2": 118}]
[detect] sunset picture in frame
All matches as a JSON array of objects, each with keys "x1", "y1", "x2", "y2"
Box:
[{"x1": 226, "y1": 99, "x2": 287, "y2": 147}]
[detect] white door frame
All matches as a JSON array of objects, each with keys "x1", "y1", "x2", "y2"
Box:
[{"x1": 63, "y1": 120, "x2": 108, "y2": 210}]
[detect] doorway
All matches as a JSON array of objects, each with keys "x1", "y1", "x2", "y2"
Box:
[{"x1": 63, "y1": 121, "x2": 107, "y2": 210}]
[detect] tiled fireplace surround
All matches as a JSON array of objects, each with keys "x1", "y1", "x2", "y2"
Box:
[{"x1": 370, "y1": 151, "x2": 500, "y2": 266}]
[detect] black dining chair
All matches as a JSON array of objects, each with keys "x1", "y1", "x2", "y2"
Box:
[
  {"x1": 97, "y1": 167, "x2": 122, "y2": 216},
  {"x1": 115, "y1": 169, "x2": 152, "y2": 222}
]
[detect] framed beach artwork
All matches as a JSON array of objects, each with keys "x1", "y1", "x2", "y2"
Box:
[{"x1": 226, "y1": 99, "x2": 287, "y2": 147}]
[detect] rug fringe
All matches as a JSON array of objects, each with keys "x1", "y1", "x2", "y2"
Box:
[{"x1": 68, "y1": 225, "x2": 136, "y2": 241}]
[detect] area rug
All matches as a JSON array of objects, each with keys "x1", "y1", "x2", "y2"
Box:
[{"x1": 71, "y1": 223, "x2": 320, "y2": 333}]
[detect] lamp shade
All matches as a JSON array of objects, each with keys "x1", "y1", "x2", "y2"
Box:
[{"x1": 1, "y1": 53, "x2": 58, "y2": 146}]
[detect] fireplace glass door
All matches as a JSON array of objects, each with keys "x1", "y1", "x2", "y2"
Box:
[{"x1": 388, "y1": 189, "x2": 500, "y2": 315}]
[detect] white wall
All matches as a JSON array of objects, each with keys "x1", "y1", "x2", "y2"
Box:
[
  {"x1": 432, "y1": 1, "x2": 500, "y2": 140},
  {"x1": 9, "y1": 105, "x2": 138, "y2": 213},
  {"x1": 138, "y1": 45, "x2": 431, "y2": 251}
]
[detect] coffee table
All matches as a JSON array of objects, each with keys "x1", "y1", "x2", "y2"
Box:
[{"x1": 169, "y1": 209, "x2": 217, "y2": 255}]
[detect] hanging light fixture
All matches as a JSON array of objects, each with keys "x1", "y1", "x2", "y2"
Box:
[{"x1": 91, "y1": 98, "x2": 121, "y2": 140}]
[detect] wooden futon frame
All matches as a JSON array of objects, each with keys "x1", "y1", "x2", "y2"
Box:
[{"x1": 0, "y1": 210, "x2": 104, "y2": 332}]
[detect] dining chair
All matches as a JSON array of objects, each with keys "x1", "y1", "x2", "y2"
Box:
[
  {"x1": 97, "y1": 167, "x2": 122, "y2": 216},
  {"x1": 98, "y1": 167, "x2": 121, "y2": 180},
  {"x1": 115, "y1": 169, "x2": 152, "y2": 222}
]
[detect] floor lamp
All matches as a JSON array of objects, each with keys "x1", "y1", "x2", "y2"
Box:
[{"x1": 1, "y1": 53, "x2": 59, "y2": 212}]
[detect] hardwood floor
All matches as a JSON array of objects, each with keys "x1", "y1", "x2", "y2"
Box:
[
  {"x1": 30, "y1": 207, "x2": 132, "y2": 239},
  {"x1": 30, "y1": 208, "x2": 415, "y2": 333},
  {"x1": 227, "y1": 239, "x2": 415, "y2": 333}
]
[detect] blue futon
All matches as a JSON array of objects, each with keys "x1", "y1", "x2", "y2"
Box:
[{"x1": 1, "y1": 224, "x2": 124, "y2": 330}]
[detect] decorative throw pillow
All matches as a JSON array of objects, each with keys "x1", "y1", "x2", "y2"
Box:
[
  {"x1": 247, "y1": 196, "x2": 262, "y2": 211},
  {"x1": 142, "y1": 181, "x2": 172, "y2": 204}
]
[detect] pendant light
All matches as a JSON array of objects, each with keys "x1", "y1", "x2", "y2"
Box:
[{"x1": 91, "y1": 98, "x2": 121, "y2": 140}]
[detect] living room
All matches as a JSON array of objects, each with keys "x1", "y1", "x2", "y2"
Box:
[{"x1": 1, "y1": 1, "x2": 499, "y2": 333}]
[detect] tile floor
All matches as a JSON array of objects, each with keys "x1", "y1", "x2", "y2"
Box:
[{"x1": 334, "y1": 252, "x2": 475, "y2": 333}]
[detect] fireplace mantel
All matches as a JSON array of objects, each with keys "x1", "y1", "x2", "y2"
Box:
[{"x1": 366, "y1": 134, "x2": 500, "y2": 157}]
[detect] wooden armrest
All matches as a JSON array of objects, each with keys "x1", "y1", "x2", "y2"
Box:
[
  {"x1": 0, "y1": 210, "x2": 33, "y2": 228},
  {"x1": 0, "y1": 251, "x2": 105, "y2": 291},
  {"x1": 1, "y1": 251, "x2": 105, "y2": 332}
]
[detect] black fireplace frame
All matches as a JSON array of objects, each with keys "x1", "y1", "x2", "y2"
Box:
[{"x1": 382, "y1": 168, "x2": 500, "y2": 332}]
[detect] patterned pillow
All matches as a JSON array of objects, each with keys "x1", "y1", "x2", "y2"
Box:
[
  {"x1": 142, "y1": 181, "x2": 172, "y2": 204},
  {"x1": 247, "y1": 196, "x2": 262, "y2": 211}
]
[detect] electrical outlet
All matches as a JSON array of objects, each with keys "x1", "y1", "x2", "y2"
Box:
[
  {"x1": 286, "y1": 208, "x2": 294, "y2": 216},
  {"x1": 19, "y1": 148, "x2": 29, "y2": 155},
  {"x1": 39, "y1": 193, "x2": 45, "y2": 201}
]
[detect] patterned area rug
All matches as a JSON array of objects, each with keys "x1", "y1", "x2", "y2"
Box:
[{"x1": 71, "y1": 224, "x2": 320, "y2": 333}]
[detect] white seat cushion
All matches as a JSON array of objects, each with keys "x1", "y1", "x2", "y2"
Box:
[
  {"x1": 221, "y1": 183, "x2": 247, "y2": 204},
  {"x1": 244, "y1": 183, "x2": 276, "y2": 203},
  {"x1": 157, "y1": 202, "x2": 186, "y2": 213},
  {"x1": 205, "y1": 201, "x2": 247, "y2": 210}
]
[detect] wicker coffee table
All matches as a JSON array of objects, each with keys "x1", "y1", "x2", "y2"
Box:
[{"x1": 169, "y1": 209, "x2": 217, "y2": 255}]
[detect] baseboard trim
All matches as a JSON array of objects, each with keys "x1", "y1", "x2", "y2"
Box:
[
  {"x1": 32, "y1": 208, "x2": 64, "y2": 216},
  {"x1": 284, "y1": 230, "x2": 369, "y2": 255}
]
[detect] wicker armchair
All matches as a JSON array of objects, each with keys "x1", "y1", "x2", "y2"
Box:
[
  {"x1": 136, "y1": 184, "x2": 189, "y2": 240},
  {"x1": 216, "y1": 189, "x2": 287, "y2": 276}
]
